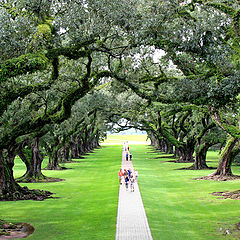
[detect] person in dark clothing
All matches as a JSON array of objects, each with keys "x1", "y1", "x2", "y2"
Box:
[
  {"x1": 127, "y1": 168, "x2": 132, "y2": 178},
  {"x1": 125, "y1": 176, "x2": 129, "y2": 191}
]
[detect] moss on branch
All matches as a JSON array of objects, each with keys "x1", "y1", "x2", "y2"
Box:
[
  {"x1": 161, "y1": 128, "x2": 185, "y2": 149},
  {"x1": 0, "y1": 70, "x2": 112, "y2": 149},
  {"x1": 0, "y1": 53, "x2": 48, "y2": 82},
  {"x1": 0, "y1": 38, "x2": 95, "y2": 81}
]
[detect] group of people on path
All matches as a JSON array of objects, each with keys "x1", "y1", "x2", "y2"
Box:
[
  {"x1": 119, "y1": 142, "x2": 138, "y2": 192},
  {"x1": 123, "y1": 142, "x2": 132, "y2": 161},
  {"x1": 118, "y1": 168, "x2": 138, "y2": 192}
]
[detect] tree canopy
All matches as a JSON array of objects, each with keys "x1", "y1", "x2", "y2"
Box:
[{"x1": 1, "y1": 0, "x2": 240, "y2": 201}]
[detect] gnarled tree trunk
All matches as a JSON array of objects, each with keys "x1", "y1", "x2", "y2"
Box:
[
  {"x1": 47, "y1": 147, "x2": 60, "y2": 170},
  {"x1": 0, "y1": 149, "x2": 21, "y2": 199},
  {"x1": 210, "y1": 137, "x2": 238, "y2": 176},
  {"x1": 17, "y1": 138, "x2": 47, "y2": 182},
  {"x1": 64, "y1": 144, "x2": 70, "y2": 162},
  {"x1": 194, "y1": 143, "x2": 210, "y2": 169},
  {"x1": 0, "y1": 146, "x2": 52, "y2": 200}
]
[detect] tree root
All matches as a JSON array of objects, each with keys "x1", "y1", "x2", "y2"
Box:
[
  {"x1": 212, "y1": 190, "x2": 240, "y2": 200},
  {"x1": 0, "y1": 220, "x2": 34, "y2": 239},
  {"x1": 177, "y1": 165, "x2": 216, "y2": 170},
  {"x1": 16, "y1": 174, "x2": 64, "y2": 183},
  {"x1": 194, "y1": 175, "x2": 240, "y2": 181},
  {"x1": 0, "y1": 186, "x2": 54, "y2": 201}
]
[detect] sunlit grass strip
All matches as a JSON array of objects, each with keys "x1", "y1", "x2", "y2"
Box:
[
  {"x1": 1, "y1": 145, "x2": 121, "y2": 240},
  {"x1": 132, "y1": 145, "x2": 240, "y2": 240},
  {"x1": 102, "y1": 134, "x2": 150, "y2": 144}
]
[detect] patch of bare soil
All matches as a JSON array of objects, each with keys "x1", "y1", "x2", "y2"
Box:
[
  {"x1": 165, "y1": 160, "x2": 194, "y2": 163},
  {"x1": 18, "y1": 177, "x2": 65, "y2": 183},
  {"x1": 65, "y1": 160, "x2": 85, "y2": 163},
  {"x1": 177, "y1": 166, "x2": 216, "y2": 170},
  {"x1": 152, "y1": 155, "x2": 175, "y2": 159},
  {"x1": 147, "y1": 151, "x2": 160, "y2": 154},
  {"x1": 212, "y1": 190, "x2": 240, "y2": 200},
  {"x1": 0, "y1": 187, "x2": 54, "y2": 201},
  {"x1": 217, "y1": 222, "x2": 240, "y2": 238},
  {"x1": 0, "y1": 220, "x2": 34, "y2": 239},
  {"x1": 195, "y1": 175, "x2": 240, "y2": 181}
]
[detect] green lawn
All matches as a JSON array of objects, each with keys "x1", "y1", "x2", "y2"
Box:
[
  {"x1": 1, "y1": 146, "x2": 120, "y2": 240},
  {"x1": 131, "y1": 145, "x2": 240, "y2": 240},
  {"x1": 1, "y1": 141, "x2": 240, "y2": 239}
]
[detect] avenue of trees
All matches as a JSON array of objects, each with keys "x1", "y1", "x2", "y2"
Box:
[{"x1": 0, "y1": 0, "x2": 240, "y2": 202}]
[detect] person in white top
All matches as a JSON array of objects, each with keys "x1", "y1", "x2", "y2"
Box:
[
  {"x1": 130, "y1": 174, "x2": 135, "y2": 192},
  {"x1": 134, "y1": 169, "x2": 138, "y2": 182}
]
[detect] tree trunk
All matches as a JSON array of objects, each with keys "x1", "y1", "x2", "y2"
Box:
[
  {"x1": 64, "y1": 144, "x2": 70, "y2": 162},
  {"x1": 47, "y1": 148, "x2": 60, "y2": 170},
  {"x1": 185, "y1": 138, "x2": 195, "y2": 162},
  {"x1": 174, "y1": 147, "x2": 180, "y2": 158},
  {"x1": 193, "y1": 143, "x2": 209, "y2": 169},
  {"x1": 70, "y1": 135, "x2": 78, "y2": 158},
  {"x1": 210, "y1": 137, "x2": 238, "y2": 176},
  {"x1": 0, "y1": 147, "x2": 52, "y2": 200},
  {"x1": 185, "y1": 147, "x2": 194, "y2": 162},
  {"x1": 17, "y1": 138, "x2": 47, "y2": 182},
  {"x1": 0, "y1": 149, "x2": 21, "y2": 199}
]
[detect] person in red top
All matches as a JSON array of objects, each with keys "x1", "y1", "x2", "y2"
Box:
[{"x1": 118, "y1": 169, "x2": 124, "y2": 185}]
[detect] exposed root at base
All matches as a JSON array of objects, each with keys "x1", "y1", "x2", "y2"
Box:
[
  {"x1": 16, "y1": 176, "x2": 65, "y2": 183},
  {"x1": 0, "y1": 220, "x2": 35, "y2": 240},
  {"x1": 0, "y1": 187, "x2": 54, "y2": 201},
  {"x1": 177, "y1": 166, "x2": 216, "y2": 170},
  {"x1": 212, "y1": 190, "x2": 240, "y2": 200},
  {"x1": 194, "y1": 175, "x2": 240, "y2": 181}
]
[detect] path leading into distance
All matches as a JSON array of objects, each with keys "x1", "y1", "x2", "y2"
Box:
[{"x1": 115, "y1": 146, "x2": 153, "y2": 240}]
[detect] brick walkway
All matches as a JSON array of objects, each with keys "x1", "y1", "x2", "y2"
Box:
[{"x1": 115, "y1": 148, "x2": 153, "y2": 240}]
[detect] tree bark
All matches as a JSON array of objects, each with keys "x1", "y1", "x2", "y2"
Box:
[
  {"x1": 194, "y1": 143, "x2": 210, "y2": 169},
  {"x1": 0, "y1": 149, "x2": 21, "y2": 199},
  {"x1": 64, "y1": 144, "x2": 70, "y2": 162},
  {"x1": 0, "y1": 147, "x2": 52, "y2": 200},
  {"x1": 210, "y1": 137, "x2": 238, "y2": 176},
  {"x1": 47, "y1": 147, "x2": 60, "y2": 170},
  {"x1": 17, "y1": 138, "x2": 47, "y2": 182}
]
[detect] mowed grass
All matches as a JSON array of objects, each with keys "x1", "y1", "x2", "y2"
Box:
[
  {"x1": 0, "y1": 145, "x2": 121, "y2": 240},
  {"x1": 131, "y1": 145, "x2": 240, "y2": 240},
  {"x1": 2, "y1": 139, "x2": 240, "y2": 240}
]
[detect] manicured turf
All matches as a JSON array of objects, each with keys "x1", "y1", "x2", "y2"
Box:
[
  {"x1": 2, "y1": 141, "x2": 240, "y2": 239},
  {"x1": 131, "y1": 145, "x2": 240, "y2": 240},
  {"x1": 1, "y1": 146, "x2": 121, "y2": 240}
]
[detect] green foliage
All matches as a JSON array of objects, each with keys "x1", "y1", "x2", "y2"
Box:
[
  {"x1": 34, "y1": 23, "x2": 52, "y2": 40},
  {"x1": 206, "y1": 2, "x2": 235, "y2": 17},
  {"x1": 0, "y1": 53, "x2": 48, "y2": 82},
  {"x1": 221, "y1": 124, "x2": 240, "y2": 138}
]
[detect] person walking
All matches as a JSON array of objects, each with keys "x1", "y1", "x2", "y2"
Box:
[
  {"x1": 134, "y1": 169, "x2": 138, "y2": 182},
  {"x1": 126, "y1": 152, "x2": 129, "y2": 161},
  {"x1": 130, "y1": 174, "x2": 135, "y2": 192},
  {"x1": 125, "y1": 175, "x2": 129, "y2": 191},
  {"x1": 129, "y1": 153, "x2": 132, "y2": 161},
  {"x1": 127, "y1": 168, "x2": 132, "y2": 178},
  {"x1": 123, "y1": 169, "x2": 128, "y2": 179},
  {"x1": 118, "y1": 169, "x2": 124, "y2": 185}
]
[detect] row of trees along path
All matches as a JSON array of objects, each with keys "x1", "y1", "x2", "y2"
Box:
[{"x1": 115, "y1": 146, "x2": 153, "y2": 240}]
